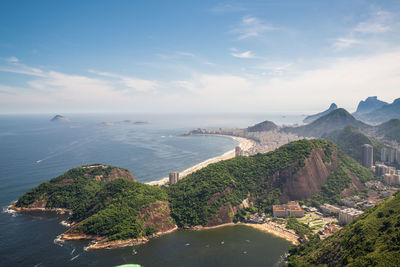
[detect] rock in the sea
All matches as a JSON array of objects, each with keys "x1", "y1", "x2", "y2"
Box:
[{"x1": 50, "y1": 115, "x2": 70, "y2": 122}]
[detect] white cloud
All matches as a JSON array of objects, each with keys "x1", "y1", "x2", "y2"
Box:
[
  {"x1": 231, "y1": 50, "x2": 256, "y2": 58},
  {"x1": 333, "y1": 38, "x2": 362, "y2": 50},
  {"x1": 231, "y1": 16, "x2": 276, "y2": 40},
  {"x1": 332, "y1": 9, "x2": 395, "y2": 50},
  {"x1": 1, "y1": 51, "x2": 400, "y2": 114},
  {"x1": 89, "y1": 70, "x2": 158, "y2": 92}
]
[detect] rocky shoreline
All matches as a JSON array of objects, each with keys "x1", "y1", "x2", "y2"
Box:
[
  {"x1": 8, "y1": 203, "x2": 72, "y2": 215},
  {"x1": 61, "y1": 225, "x2": 179, "y2": 250}
]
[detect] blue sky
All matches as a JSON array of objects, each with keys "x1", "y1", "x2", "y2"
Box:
[{"x1": 1, "y1": 0, "x2": 400, "y2": 114}]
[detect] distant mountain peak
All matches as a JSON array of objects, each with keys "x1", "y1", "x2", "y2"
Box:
[
  {"x1": 355, "y1": 96, "x2": 389, "y2": 115},
  {"x1": 303, "y1": 103, "x2": 338, "y2": 124}
]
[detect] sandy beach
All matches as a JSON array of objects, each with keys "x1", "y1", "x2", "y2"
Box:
[
  {"x1": 243, "y1": 222, "x2": 300, "y2": 245},
  {"x1": 147, "y1": 135, "x2": 256, "y2": 186}
]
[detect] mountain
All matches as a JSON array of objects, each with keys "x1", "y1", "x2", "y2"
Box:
[
  {"x1": 285, "y1": 108, "x2": 370, "y2": 137},
  {"x1": 50, "y1": 115, "x2": 69, "y2": 122},
  {"x1": 14, "y1": 140, "x2": 373, "y2": 247},
  {"x1": 288, "y1": 191, "x2": 400, "y2": 266},
  {"x1": 169, "y1": 139, "x2": 373, "y2": 227},
  {"x1": 376, "y1": 119, "x2": 400, "y2": 143},
  {"x1": 247, "y1": 120, "x2": 278, "y2": 132},
  {"x1": 354, "y1": 96, "x2": 389, "y2": 115},
  {"x1": 357, "y1": 98, "x2": 400, "y2": 124},
  {"x1": 13, "y1": 164, "x2": 176, "y2": 249},
  {"x1": 303, "y1": 103, "x2": 338, "y2": 124},
  {"x1": 323, "y1": 126, "x2": 386, "y2": 164}
]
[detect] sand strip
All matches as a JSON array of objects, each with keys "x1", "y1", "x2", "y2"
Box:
[{"x1": 147, "y1": 135, "x2": 256, "y2": 186}]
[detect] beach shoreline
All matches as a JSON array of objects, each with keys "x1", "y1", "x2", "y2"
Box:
[
  {"x1": 146, "y1": 134, "x2": 257, "y2": 186},
  {"x1": 187, "y1": 222, "x2": 299, "y2": 245}
]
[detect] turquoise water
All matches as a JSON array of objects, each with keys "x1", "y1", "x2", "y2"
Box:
[{"x1": 0, "y1": 113, "x2": 298, "y2": 266}]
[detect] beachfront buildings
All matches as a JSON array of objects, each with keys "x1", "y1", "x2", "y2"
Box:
[
  {"x1": 169, "y1": 171, "x2": 179, "y2": 184},
  {"x1": 273, "y1": 202, "x2": 304, "y2": 218},
  {"x1": 339, "y1": 208, "x2": 364, "y2": 224},
  {"x1": 362, "y1": 144, "x2": 373, "y2": 169}
]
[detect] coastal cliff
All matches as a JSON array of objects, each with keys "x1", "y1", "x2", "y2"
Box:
[
  {"x1": 169, "y1": 139, "x2": 373, "y2": 228},
  {"x1": 13, "y1": 140, "x2": 373, "y2": 249}
]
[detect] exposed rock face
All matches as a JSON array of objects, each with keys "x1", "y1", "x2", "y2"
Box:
[
  {"x1": 303, "y1": 103, "x2": 338, "y2": 124},
  {"x1": 138, "y1": 201, "x2": 176, "y2": 233},
  {"x1": 106, "y1": 168, "x2": 135, "y2": 182},
  {"x1": 278, "y1": 148, "x2": 337, "y2": 202}
]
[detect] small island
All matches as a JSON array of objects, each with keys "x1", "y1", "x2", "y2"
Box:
[{"x1": 50, "y1": 115, "x2": 70, "y2": 122}]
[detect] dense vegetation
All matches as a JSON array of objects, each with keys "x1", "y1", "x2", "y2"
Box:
[
  {"x1": 284, "y1": 108, "x2": 369, "y2": 137},
  {"x1": 288, "y1": 191, "x2": 400, "y2": 266},
  {"x1": 15, "y1": 139, "x2": 375, "y2": 244},
  {"x1": 169, "y1": 139, "x2": 351, "y2": 227},
  {"x1": 311, "y1": 153, "x2": 373, "y2": 206},
  {"x1": 71, "y1": 179, "x2": 171, "y2": 241},
  {"x1": 15, "y1": 165, "x2": 132, "y2": 210},
  {"x1": 376, "y1": 118, "x2": 400, "y2": 143},
  {"x1": 323, "y1": 126, "x2": 386, "y2": 163},
  {"x1": 15, "y1": 165, "x2": 173, "y2": 242},
  {"x1": 286, "y1": 216, "x2": 311, "y2": 238}
]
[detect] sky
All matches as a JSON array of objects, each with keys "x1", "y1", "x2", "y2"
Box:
[{"x1": 1, "y1": 0, "x2": 400, "y2": 114}]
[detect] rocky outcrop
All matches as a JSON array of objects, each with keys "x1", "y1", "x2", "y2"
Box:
[
  {"x1": 278, "y1": 148, "x2": 337, "y2": 202},
  {"x1": 50, "y1": 115, "x2": 69, "y2": 122},
  {"x1": 138, "y1": 201, "x2": 176, "y2": 233}
]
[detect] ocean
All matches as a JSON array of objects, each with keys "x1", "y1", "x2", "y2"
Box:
[{"x1": 0, "y1": 113, "x2": 302, "y2": 267}]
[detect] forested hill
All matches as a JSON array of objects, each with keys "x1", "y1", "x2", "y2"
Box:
[
  {"x1": 15, "y1": 164, "x2": 135, "y2": 210},
  {"x1": 284, "y1": 108, "x2": 369, "y2": 137},
  {"x1": 376, "y1": 119, "x2": 400, "y2": 143},
  {"x1": 14, "y1": 140, "x2": 373, "y2": 246},
  {"x1": 288, "y1": 191, "x2": 400, "y2": 266},
  {"x1": 323, "y1": 126, "x2": 386, "y2": 163},
  {"x1": 168, "y1": 139, "x2": 373, "y2": 227}
]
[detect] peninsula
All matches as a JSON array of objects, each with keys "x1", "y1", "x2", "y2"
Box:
[{"x1": 12, "y1": 139, "x2": 375, "y2": 249}]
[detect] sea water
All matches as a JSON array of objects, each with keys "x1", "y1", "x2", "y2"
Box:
[{"x1": 0, "y1": 113, "x2": 300, "y2": 267}]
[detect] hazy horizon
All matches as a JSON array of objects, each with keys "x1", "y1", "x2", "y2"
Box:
[{"x1": 1, "y1": 0, "x2": 400, "y2": 114}]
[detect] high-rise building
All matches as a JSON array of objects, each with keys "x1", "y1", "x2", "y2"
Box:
[
  {"x1": 381, "y1": 147, "x2": 387, "y2": 162},
  {"x1": 169, "y1": 171, "x2": 179, "y2": 185},
  {"x1": 398, "y1": 150, "x2": 400, "y2": 164},
  {"x1": 362, "y1": 144, "x2": 373, "y2": 169},
  {"x1": 389, "y1": 149, "x2": 397, "y2": 163},
  {"x1": 235, "y1": 146, "x2": 242, "y2": 157}
]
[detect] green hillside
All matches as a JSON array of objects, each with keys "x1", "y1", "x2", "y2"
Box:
[
  {"x1": 14, "y1": 140, "x2": 374, "y2": 245},
  {"x1": 288, "y1": 191, "x2": 400, "y2": 266},
  {"x1": 16, "y1": 164, "x2": 135, "y2": 210},
  {"x1": 323, "y1": 126, "x2": 386, "y2": 163},
  {"x1": 169, "y1": 139, "x2": 373, "y2": 227},
  {"x1": 376, "y1": 119, "x2": 400, "y2": 143},
  {"x1": 285, "y1": 109, "x2": 369, "y2": 137}
]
